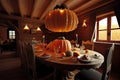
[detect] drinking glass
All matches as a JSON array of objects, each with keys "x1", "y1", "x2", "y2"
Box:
[
  {"x1": 80, "y1": 45, "x2": 85, "y2": 54},
  {"x1": 76, "y1": 44, "x2": 80, "y2": 48}
]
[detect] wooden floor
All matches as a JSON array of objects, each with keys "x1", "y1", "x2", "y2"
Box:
[
  {"x1": 0, "y1": 67, "x2": 29, "y2": 80},
  {"x1": 0, "y1": 51, "x2": 29, "y2": 80},
  {"x1": 0, "y1": 51, "x2": 120, "y2": 80}
]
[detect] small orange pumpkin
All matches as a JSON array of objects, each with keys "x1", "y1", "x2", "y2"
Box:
[{"x1": 46, "y1": 37, "x2": 71, "y2": 53}]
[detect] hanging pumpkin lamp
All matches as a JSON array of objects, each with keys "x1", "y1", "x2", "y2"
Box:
[{"x1": 45, "y1": 7, "x2": 79, "y2": 32}]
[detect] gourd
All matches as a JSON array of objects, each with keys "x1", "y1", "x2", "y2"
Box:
[
  {"x1": 45, "y1": 9, "x2": 78, "y2": 32},
  {"x1": 46, "y1": 37, "x2": 71, "y2": 53},
  {"x1": 65, "y1": 50, "x2": 73, "y2": 57}
]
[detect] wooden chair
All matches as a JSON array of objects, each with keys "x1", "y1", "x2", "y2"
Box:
[
  {"x1": 74, "y1": 43, "x2": 115, "y2": 80},
  {"x1": 25, "y1": 43, "x2": 55, "y2": 80},
  {"x1": 82, "y1": 40, "x2": 94, "y2": 50},
  {"x1": 18, "y1": 40, "x2": 28, "y2": 73}
]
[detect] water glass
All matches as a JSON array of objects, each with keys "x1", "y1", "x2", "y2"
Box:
[{"x1": 76, "y1": 44, "x2": 80, "y2": 48}]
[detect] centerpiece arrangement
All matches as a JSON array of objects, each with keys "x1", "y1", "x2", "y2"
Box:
[{"x1": 46, "y1": 37, "x2": 80, "y2": 57}]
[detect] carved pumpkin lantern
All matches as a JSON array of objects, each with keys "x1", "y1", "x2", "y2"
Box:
[
  {"x1": 46, "y1": 37, "x2": 72, "y2": 53},
  {"x1": 45, "y1": 8, "x2": 78, "y2": 32}
]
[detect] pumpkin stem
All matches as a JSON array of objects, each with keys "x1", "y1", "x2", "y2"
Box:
[{"x1": 58, "y1": 36, "x2": 65, "y2": 40}]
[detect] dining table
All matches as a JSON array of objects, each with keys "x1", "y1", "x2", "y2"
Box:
[{"x1": 34, "y1": 44, "x2": 104, "y2": 80}]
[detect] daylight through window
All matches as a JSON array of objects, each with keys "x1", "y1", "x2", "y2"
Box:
[
  {"x1": 9, "y1": 30, "x2": 15, "y2": 39},
  {"x1": 96, "y1": 12, "x2": 120, "y2": 42}
]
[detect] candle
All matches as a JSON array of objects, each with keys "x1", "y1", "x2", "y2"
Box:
[
  {"x1": 42, "y1": 35, "x2": 45, "y2": 43},
  {"x1": 76, "y1": 34, "x2": 78, "y2": 44}
]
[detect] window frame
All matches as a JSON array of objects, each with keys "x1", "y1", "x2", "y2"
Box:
[
  {"x1": 7, "y1": 29, "x2": 16, "y2": 40},
  {"x1": 96, "y1": 13, "x2": 120, "y2": 43}
]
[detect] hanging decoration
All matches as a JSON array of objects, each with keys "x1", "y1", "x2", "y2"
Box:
[{"x1": 45, "y1": 5, "x2": 78, "y2": 32}]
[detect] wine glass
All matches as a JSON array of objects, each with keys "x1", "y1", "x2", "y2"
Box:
[
  {"x1": 76, "y1": 44, "x2": 80, "y2": 48},
  {"x1": 80, "y1": 45, "x2": 85, "y2": 54}
]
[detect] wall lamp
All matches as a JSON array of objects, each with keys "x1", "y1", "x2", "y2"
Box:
[
  {"x1": 82, "y1": 19, "x2": 87, "y2": 27},
  {"x1": 23, "y1": 24, "x2": 41, "y2": 34},
  {"x1": 23, "y1": 24, "x2": 30, "y2": 30}
]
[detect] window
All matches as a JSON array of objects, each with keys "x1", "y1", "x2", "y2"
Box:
[
  {"x1": 8, "y1": 30, "x2": 15, "y2": 39},
  {"x1": 96, "y1": 12, "x2": 120, "y2": 42}
]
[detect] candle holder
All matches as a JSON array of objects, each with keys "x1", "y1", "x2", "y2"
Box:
[
  {"x1": 75, "y1": 44, "x2": 80, "y2": 48},
  {"x1": 42, "y1": 35, "x2": 45, "y2": 43},
  {"x1": 76, "y1": 34, "x2": 78, "y2": 44}
]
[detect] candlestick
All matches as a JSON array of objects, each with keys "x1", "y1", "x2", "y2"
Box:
[
  {"x1": 76, "y1": 34, "x2": 78, "y2": 44},
  {"x1": 42, "y1": 35, "x2": 45, "y2": 43}
]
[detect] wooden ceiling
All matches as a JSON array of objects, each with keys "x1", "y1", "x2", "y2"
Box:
[{"x1": 0, "y1": 0, "x2": 114, "y2": 24}]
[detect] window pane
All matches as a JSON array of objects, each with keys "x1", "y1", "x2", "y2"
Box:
[
  {"x1": 12, "y1": 35, "x2": 15, "y2": 39},
  {"x1": 111, "y1": 29, "x2": 120, "y2": 41},
  {"x1": 12, "y1": 31, "x2": 15, "y2": 35},
  {"x1": 99, "y1": 18, "x2": 107, "y2": 30},
  {"x1": 111, "y1": 16, "x2": 119, "y2": 29},
  {"x1": 99, "y1": 31, "x2": 107, "y2": 40},
  {"x1": 9, "y1": 36, "x2": 12, "y2": 39},
  {"x1": 9, "y1": 31, "x2": 12, "y2": 35}
]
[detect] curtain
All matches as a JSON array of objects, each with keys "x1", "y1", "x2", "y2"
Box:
[
  {"x1": 114, "y1": 0, "x2": 120, "y2": 27},
  {"x1": 90, "y1": 13, "x2": 96, "y2": 42}
]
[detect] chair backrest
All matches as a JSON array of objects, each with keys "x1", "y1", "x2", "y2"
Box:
[
  {"x1": 82, "y1": 40, "x2": 94, "y2": 50},
  {"x1": 102, "y1": 43, "x2": 115, "y2": 80},
  {"x1": 25, "y1": 43, "x2": 37, "y2": 79},
  {"x1": 26, "y1": 43, "x2": 35, "y2": 66},
  {"x1": 18, "y1": 40, "x2": 28, "y2": 72}
]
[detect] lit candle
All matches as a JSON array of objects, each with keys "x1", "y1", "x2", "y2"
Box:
[
  {"x1": 42, "y1": 35, "x2": 45, "y2": 43},
  {"x1": 76, "y1": 34, "x2": 78, "y2": 44}
]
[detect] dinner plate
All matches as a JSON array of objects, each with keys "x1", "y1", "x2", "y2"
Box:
[
  {"x1": 39, "y1": 54, "x2": 51, "y2": 59},
  {"x1": 78, "y1": 59, "x2": 94, "y2": 63},
  {"x1": 92, "y1": 54, "x2": 100, "y2": 59},
  {"x1": 77, "y1": 55, "x2": 94, "y2": 63}
]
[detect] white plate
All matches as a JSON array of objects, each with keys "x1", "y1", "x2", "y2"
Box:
[
  {"x1": 92, "y1": 54, "x2": 100, "y2": 59},
  {"x1": 77, "y1": 55, "x2": 94, "y2": 63},
  {"x1": 78, "y1": 59, "x2": 94, "y2": 63}
]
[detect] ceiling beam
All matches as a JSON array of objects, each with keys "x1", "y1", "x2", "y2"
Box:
[
  {"x1": 65, "y1": 0, "x2": 86, "y2": 9},
  {"x1": 40, "y1": 0, "x2": 65, "y2": 22},
  {"x1": 74, "y1": 0, "x2": 101, "y2": 13},
  {"x1": 18, "y1": 0, "x2": 34, "y2": 17},
  {"x1": 31, "y1": 0, "x2": 45, "y2": 18},
  {"x1": 77, "y1": 0, "x2": 114, "y2": 16},
  {"x1": 0, "y1": 0, "x2": 14, "y2": 14}
]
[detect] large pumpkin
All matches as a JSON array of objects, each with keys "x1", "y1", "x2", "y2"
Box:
[
  {"x1": 46, "y1": 37, "x2": 72, "y2": 53},
  {"x1": 45, "y1": 9, "x2": 78, "y2": 32}
]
